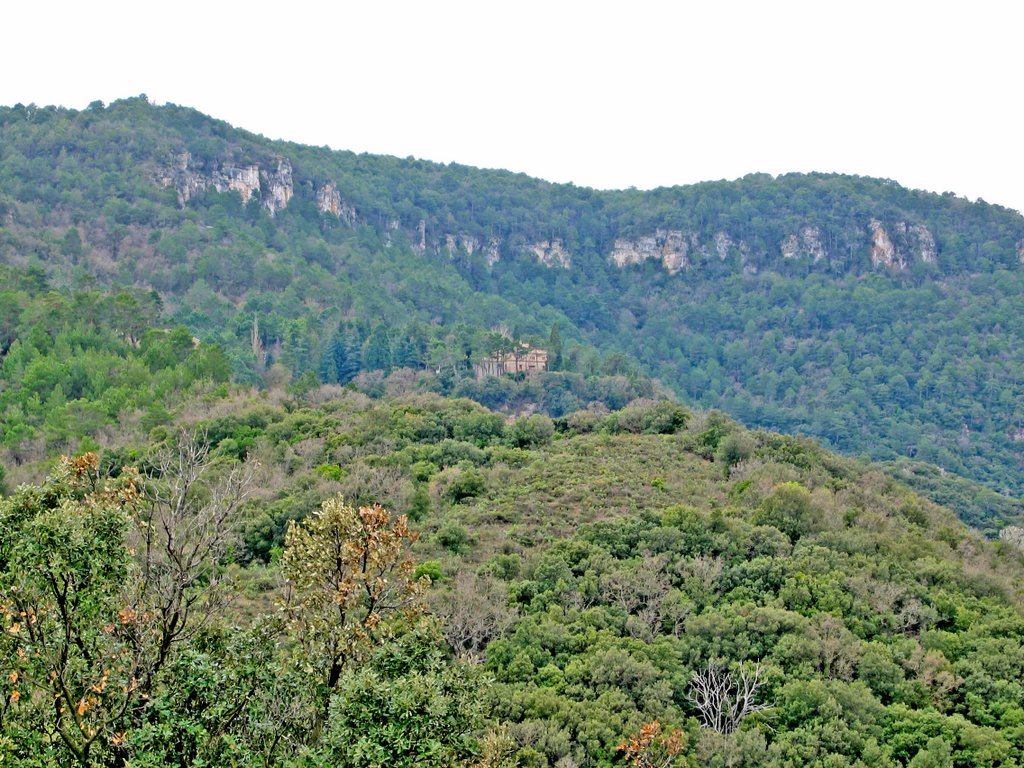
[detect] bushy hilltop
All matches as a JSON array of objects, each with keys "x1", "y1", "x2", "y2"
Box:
[
  {"x1": 3, "y1": 97, "x2": 1024, "y2": 507},
  {"x1": 2, "y1": 389, "x2": 1024, "y2": 767}
]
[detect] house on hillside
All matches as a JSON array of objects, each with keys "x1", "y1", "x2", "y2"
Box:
[{"x1": 475, "y1": 343, "x2": 548, "y2": 379}]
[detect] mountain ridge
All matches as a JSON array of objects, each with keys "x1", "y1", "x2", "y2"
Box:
[{"x1": 3, "y1": 96, "x2": 1024, "y2": 510}]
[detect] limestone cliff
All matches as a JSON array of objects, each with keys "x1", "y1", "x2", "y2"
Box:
[
  {"x1": 869, "y1": 219, "x2": 938, "y2": 268},
  {"x1": 157, "y1": 152, "x2": 294, "y2": 216},
  {"x1": 781, "y1": 226, "x2": 827, "y2": 262},
  {"x1": 609, "y1": 229, "x2": 690, "y2": 274},
  {"x1": 530, "y1": 240, "x2": 571, "y2": 269},
  {"x1": 869, "y1": 220, "x2": 901, "y2": 268},
  {"x1": 444, "y1": 233, "x2": 479, "y2": 258},
  {"x1": 316, "y1": 182, "x2": 357, "y2": 226},
  {"x1": 909, "y1": 223, "x2": 937, "y2": 264},
  {"x1": 484, "y1": 237, "x2": 501, "y2": 267},
  {"x1": 713, "y1": 232, "x2": 733, "y2": 261},
  {"x1": 260, "y1": 157, "x2": 293, "y2": 215}
]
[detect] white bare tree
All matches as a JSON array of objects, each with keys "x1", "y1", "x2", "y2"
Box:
[
  {"x1": 687, "y1": 660, "x2": 769, "y2": 734},
  {"x1": 133, "y1": 429, "x2": 259, "y2": 672}
]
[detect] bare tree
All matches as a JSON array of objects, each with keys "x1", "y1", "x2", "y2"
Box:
[
  {"x1": 1000, "y1": 526, "x2": 1024, "y2": 550},
  {"x1": 687, "y1": 660, "x2": 769, "y2": 734},
  {"x1": 438, "y1": 572, "x2": 518, "y2": 661},
  {"x1": 133, "y1": 430, "x2": 259, "y2": 673}
]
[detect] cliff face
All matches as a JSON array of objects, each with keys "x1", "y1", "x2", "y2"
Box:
[
  {"x1": 610, "y1": 229, "x2": 690, "y2": 273},
  {"x1": 153, "y1": 143, "x2": 948, "y2": 278},
  {"x1": 260, "y1": 157, "x2": 293, "y2": 215},
  {"x1": 157, "y1": 152, "x2": 294, "y2": 215},
  {"x1": 607, "y1": 219, "x2": 939, "y2": 275},
  {"x1": 781, "y1": 226, "x2": 827, "y2": 262},
  {"x1": 530, "y1": 239, "x2": 571, "y2": 269},
  {"x1": 316, "y1": 182, "x2": 357, "y2": 225},
  {"x1": 870, "y1": 219, "x2": 937, "y2": 268}
]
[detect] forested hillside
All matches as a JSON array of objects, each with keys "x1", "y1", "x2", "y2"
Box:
[
  {"x1": 2, "y1": 96, "x2": 1024, "y2": 513},
  {"x1": 3, "y1": 391, "x2": 1024, "y2": 766}
]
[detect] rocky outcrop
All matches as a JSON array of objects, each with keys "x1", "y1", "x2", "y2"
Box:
[
  {"x1": 260, "y1": 157, "x2": 293, "y2": 215},
  {"x1": 713, "y1": 232, "x2": 733, "y2": 260},
  {"x1": 484, "y1": 237, "x2": 501, "y2": 267},
  {"x1": 316, "y1": 182, "x2": 357, "y2": 225},
  {"x1": 781, "y1": 226, "x2": 827, "y2": 262},
  {"x1": 445, "y1": 233, "x2": 480, "y2": 257},
  {"x1": 869, "y1": 220, "x2": 901, "y2": 268},
  {"x1": 415, "y1": 220, "x2": 427, "y2": 253},
  {"x1": 910, "y1": 223, "x2": 937, "y2": 264},
  {"x1": 157, "y1": 152, "x2": 294, "y2": 215},
  {"x1": 446, "y1": 232, "x2": 501, "y2": 265},
  {"x1": 383, "y1": 219, "x2": 401, "y2": 248},
  {"x1": 1016, "y1": 240, "x2": 1024, "y2": 265},
  {"x1": 869, "y1": 220, "x2": 938, "y2": 269},
  {"x1": 530, "y1": 240, "x2": 571, "y2": 269},
  {"x1": 610, "y1": 229, "x2": 690, "y2": 274}
]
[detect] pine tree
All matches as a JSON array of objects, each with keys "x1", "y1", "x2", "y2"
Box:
[
  {"x1": 362, "y1": 324, "x2": 393, "y2": 374},
  {"x1": 549, "y1": 322, "x2": 563, "y2": 371}
]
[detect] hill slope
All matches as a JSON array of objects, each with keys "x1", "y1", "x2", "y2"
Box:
[
  {"x1": 2, "y1": 97, "x2": 1024, "y2": 508},
  {"x1": 4, "y1": 390, "x2": 1024, "y2": 767}
]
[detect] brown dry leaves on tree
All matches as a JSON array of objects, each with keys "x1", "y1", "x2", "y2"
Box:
[
  {"x1": 1, "y1": 453, "x2": 147, "y2": 766},
  {"x1": 281, "y1": 496, "x2": 427, "y2": 695},
  {"x1": 617, "y1": 720, "x2": 688, "y2": 768}
]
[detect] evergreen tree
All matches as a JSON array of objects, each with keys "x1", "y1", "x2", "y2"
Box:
[
  {"x1": 362, "y1": 324, "x2": 393, "y2": 374},
  {"x1": 549, "y1": 322, "x2": 563, "y2": 371}
]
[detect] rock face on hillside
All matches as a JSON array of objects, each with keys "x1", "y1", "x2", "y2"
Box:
[
  {"x1": 870, "y1": 220, "x2": 937, "y2": 268},
  {"x1": 316, "y1": 182, "x2": 357, "y2": 225},
  {"x1": 445, "y1": 233, "x2": 479, "y2": 258},
  {"x1": 531, "y1": 240, "x2": 571, "y2": 268},
  {"x1": 157, "y1": 152, "x2": 294, "y2": 215},
  {"x1": 781, "y1": 226, "x2": 828, "y2": 262},
  {"x1": 260, "y1": 157, "x2": 293, "y2": 215},
  {"x1": 608, "y1": 219, "x2": 938, "y2": 274},
  {"x1": 610, "y1": 229, "x2": 691, "y2": 274}
]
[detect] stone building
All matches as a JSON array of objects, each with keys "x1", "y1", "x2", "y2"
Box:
[{"x1": 475, "y1": 344, "x2": 548, "y2": 379}]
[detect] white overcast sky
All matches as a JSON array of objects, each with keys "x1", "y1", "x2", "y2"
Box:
[{"x1": 4, "y1": 1, "x2": 1022, "y2": 212}]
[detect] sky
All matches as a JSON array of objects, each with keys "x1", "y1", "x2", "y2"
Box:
[{"x1": 4, "y1": 1, "x2": 1022, "y2": 212}]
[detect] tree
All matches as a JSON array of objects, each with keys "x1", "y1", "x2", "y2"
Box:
[
  {"x1": 0, "y1": 454, "x2": 146, "y2": 766},
  {"x1": 687, "y1": 660, "x2": 769, "y2": 735},
  {"x1": 362, "y1": 324, "x2": 393, "y2": 374},
  {"x1": 60, "y1": 227, "x2": 84, "y2": 260},
  {"x1": 281, "y1": 496, "x2": 426, "y2": 720},
  {"x1": 617, "y1": 720, "x2": 688, "y2": 768},
  {"x1": 752, "y1": 481, "x2": 816, "y2": 542},
  {"x1": 322, "y1": 623, "x2": 483, "y2": 767},
  {"x1": 135, "y1": 431, "x2": 258, "y2": 675},
  {"x1": 548, "y1": 322, "x2": 563, "y2": 371}
]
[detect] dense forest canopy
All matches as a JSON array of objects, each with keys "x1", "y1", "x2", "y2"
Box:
[
  {"x1": 2, "y1": 390, "x2": 1024, "y2": 766},
  {"x1": 2, "y1": 99, "x2": 1023, "y2": 512},
  {"x1": 3, "y1": 97, "x2": 1024, "y2": 766}
]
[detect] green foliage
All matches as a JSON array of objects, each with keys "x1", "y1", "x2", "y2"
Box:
[
  {"x1": 0, "y1": 455, "x2": 143, "y2": 766},
  {"x1": 437, "y1": 523, "x2": 471, "y2": 554},
  {"x1": 414, "y1": 560, "x2": 443, "y2": 582},
  {"x1": 5, "y1": 98, "x2": 1024, "y2": 767},
  {"x1": 0, "y1": 278, "x2": 230, "y2": 473},
  {"x1": 507, "y1": 414, "x2": 555, "y2": 448},
  {"x1": 6, "y1": 100, "x2": 1024, "y2": 520},
  {"x1": 0, "y1": 380, "x2": 1023, "y2": 766},
  {"x1": 752, "y1": 481, "x2": 817, "y2": 542},
  {"x1": 447, "y1": 466, "x2": 487, "y2": 503},
  {"x1": 322, "y1": 624, "x2": 483, "y2": 767}
]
